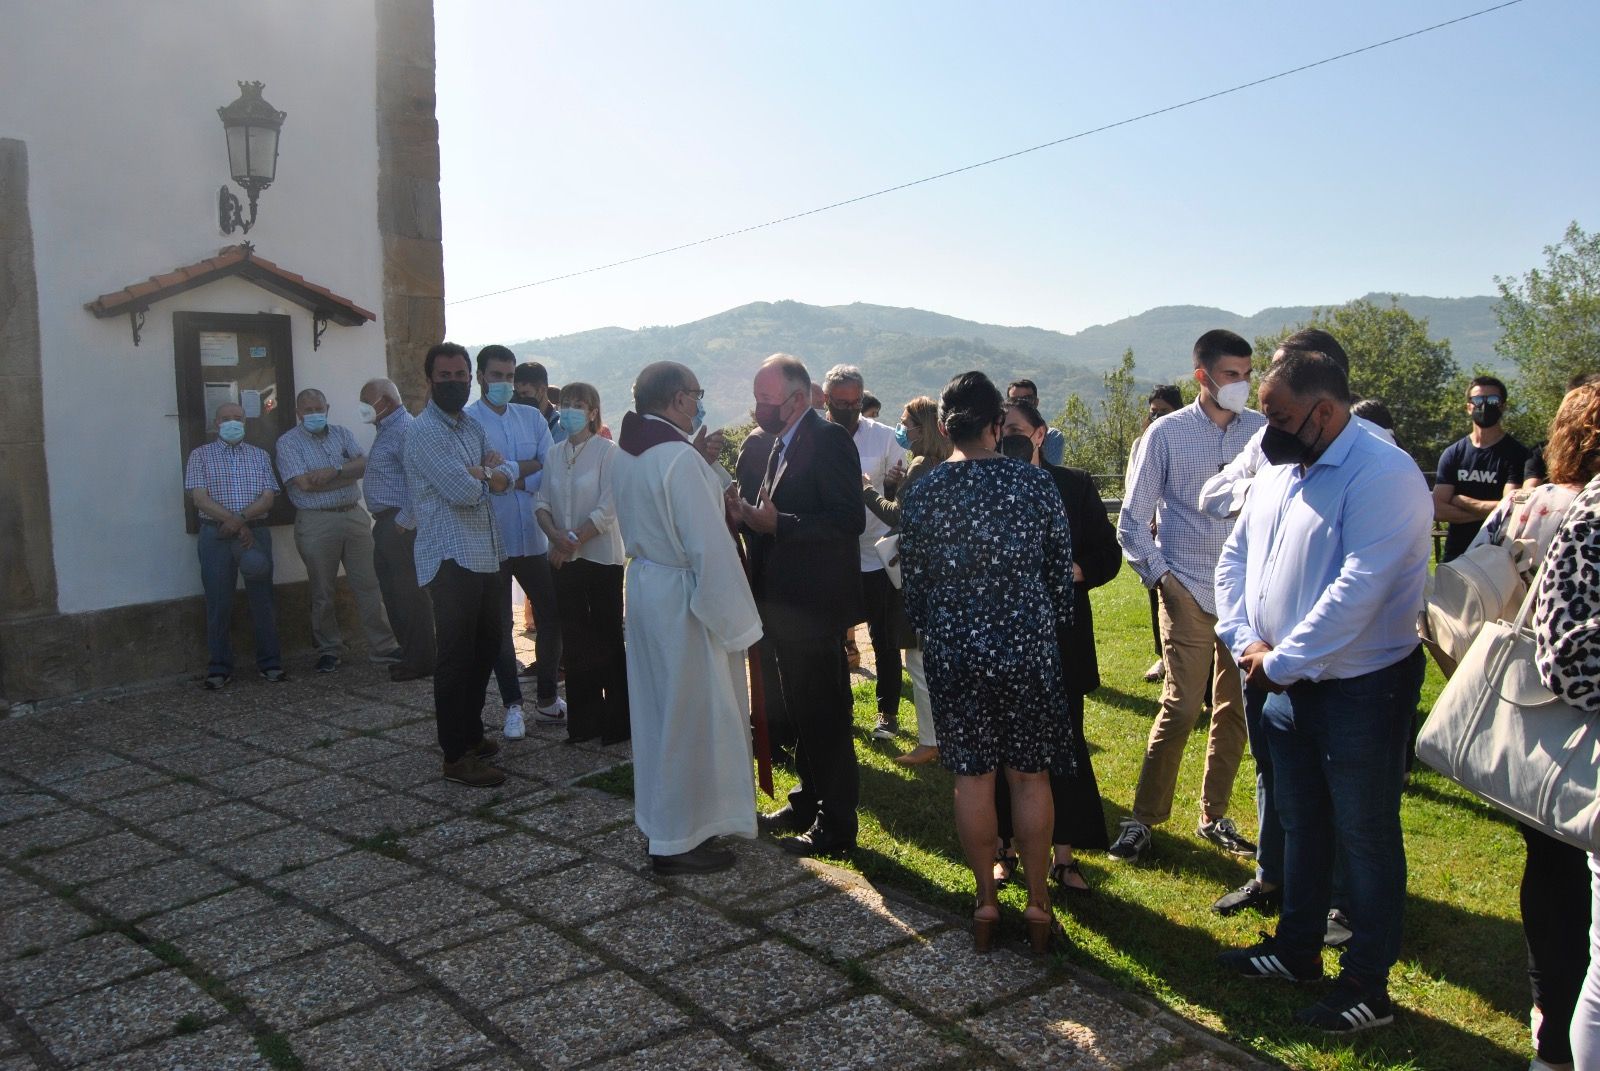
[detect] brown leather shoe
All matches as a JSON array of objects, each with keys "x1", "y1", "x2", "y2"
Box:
[
  {"x1": 473, "y1": 738, "x2": 501, "y2": 760},
  {"x1": 442, "y1": 755, "x2": 507, "y2": 787}
]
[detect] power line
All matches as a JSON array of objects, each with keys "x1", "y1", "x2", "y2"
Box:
[{"x1": 448, "y1": 0, "x2": 1529, "y2": 307}]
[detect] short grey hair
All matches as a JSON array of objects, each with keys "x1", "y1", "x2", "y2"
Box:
[
  {"x1": 823, "y1": 364, "x2": 864, "y2": 393},
  {"x1": 761, "y1": 353, "x2": 810, "y2": 396},
  {"x1": 295, "y1": 388, "x2": 326, "y2": 408},
  {"x1": 633, "y1": 361, "x2": 695, "y2": 415},
  {"x1": 360, "y1": 377, "x2": 401, "y2": 405}
]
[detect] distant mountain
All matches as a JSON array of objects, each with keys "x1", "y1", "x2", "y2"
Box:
[{"x1": 494, "y1": 293, "x2": 1501, "y2": 430}]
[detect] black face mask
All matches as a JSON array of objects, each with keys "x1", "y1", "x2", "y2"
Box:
[
  {"x1": 432, "y1": 380, "x2": 470, "y2": 414},
  {"x1": 1261, "y1": 409, "x2": 1316, "y2": 466},
  {"x1": 828, "y1": 406, "x2": 860, "y2": 434},
  {"x1": 1471, "y1": 404, "x2": 1504, "y2": 428},
  {"x1": 999, "y1": 434, "x2": 1036, "y2": 461},
  {"x1": 508, "y1": 395, "x2": 537, "y2": 407}
]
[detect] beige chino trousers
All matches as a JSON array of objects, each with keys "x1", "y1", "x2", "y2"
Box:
[
  {"x1": 1130, "y1": 572, "x2": 1248, "y2": 827},
  {"x1": 293, "y1": 506, "x2": 398, "y2": 660}
]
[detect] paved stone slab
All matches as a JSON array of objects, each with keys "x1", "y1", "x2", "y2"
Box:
[
  {"x1": 667, "y1": 938, "x2": 851, "y2": 1030},
  {"x1": 514, "y1": 788, "x2": 634, "y2": 838},
  {"x1": 0, "y1": 933, "x2": 160, "y2": 1009},
  {"x1": 395, "y1": 910, "x2": 526, "y2": 959},
  {"x1": 581, "y1": 896, "x2": 756, "y2": 974},
  {"x1": 313, "y1": 794, "x2": 455, "y2": 839},
  {"x1": 397, "y1": 817, "x2": 506, "y2": 860},
  {"x1": 434, "y1": 831, "x2": 583, "y2": 887},
  {"x1": 0, "y1": 873, "x2": 47, "y2": 910},
  {"x1": 145, "y1": 802, "x2": 287, "y2": 850},
  {"x1": 52, "y1": 765, "x2": 172, "y2": 804},
  {"x1": 78, "y1": 1023, "x2": 269, "y2": 1070},
  {"x1": 27, "y1": 831, "x2": 176, "y2": 886},
  {"x1": 0, "y1": 809, "x2": 113, "y2": 856},
  {"x1": 964, "y1": 980, "x2": 1181, "y2": 1070},
  {"x1": 420, "y1": 923, "x2": 601, "y2": 1003},
  {"x1": 15, "y1": 748, "x2": 126, "y2": 786},
  {"x1": 176, "y1": 905, "x2": 345, "y2": 979},
  {"x1": 203, "y1": 757, "x2": 324, "y2": 798},
  {"x1": 0, "y1": 899, "x2": 98, "y2": 957},
  {"x1": 266, "y1": 851, "x2": 424, "y2": 907},
  {"x1": 24, "y1": 969, "x2": 225, "y2": 1066},
  {"x1": 233, "y1": 941, "x2": 418, "y2": 1030},
  {"x1": 488, "y1": 971, "x2": 688, "y2": 1069},
  {"x1": 254, "y1": 774, "x2": 386, "y2": 821},
  {"x1": 243, "y1": 721, "x2": 351, "y2": 755},
  {"x1": 767, "y1": 887, "x2": 944, "y2": 961},
  {"x1": 290, "y1": 992, "x2": 495, "y2": 1071},
  {"x1": 139, "y1": 887, "x2": 277, "y2": 940},
  {"x1": 77, "y1": 858, "x2": 237, "y2": 919},
  {"x1": 750, "y1": 994, "x2": 963, "y2": 1071},
  {"x1": 0, "y1": 792, "x2": 66, "y2": 826},
  {"x1": 406, "y1": 774, "x2": 553, "y2": 812},
  {"x1": 586, "y1": 1032, "x2": 761, "y2": 1071},
  {"x1": 346, "y1": 751, "x2": 442, "y2": 791},
  {"x1": 501, "y1": 860, "x2": 665, "y2": 925},
  {"x1": 869, "y1": 927, "x2": 1048, "y2": 1010},
  {"x1": 98, "y1": 783, "x2": 222, "y2": 825},
  {"x1": 291, "y1": 734, "x2": 409, "y2": 771},
  {"x1": 332, "y1": 876, "x2": 501, "y2": 946},
  {"x1": 199, "y1": 824, "x2": 349, "y2": 880},
  {"x1": 151, "y1": 739, "x2": 271, "y2": 776},
  {"x1": 656, "y1": 836, "x2": 809, "y2": 903}
]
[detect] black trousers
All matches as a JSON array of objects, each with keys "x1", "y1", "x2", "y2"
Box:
[
  {"x1": 996, "y1": 692, "x2": 1111, "y2": 850},
  {"x1": 371, "y1": 510, "x2": 436, "y2": 676},
  {"x1": 427, "y1": 559, "x2": 500, "y2": 762},
  {"x1": 861, "y1": 568, "x2": 902, "y2": 719},
  {"x1": 1521, "y1": 822, "x2": 1591, "y2": 1064},
  {"x1": 493, "y1": 553, "x2": 562, "y2": 707},
  {"x1": 554, "y1": 559, "x2": 629, "y2": 742},
  {"x1": 770, "y1": 632, "x2": 859, "y2": 843}
]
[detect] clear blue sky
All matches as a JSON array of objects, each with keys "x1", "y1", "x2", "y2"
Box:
[{"x1": 436, "y1": 1, "x2": 1599, "y2": 346}]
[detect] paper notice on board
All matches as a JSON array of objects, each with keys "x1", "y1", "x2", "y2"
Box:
[
  {"x1": 204, "y1": 381, "x2": 239, "y2": 429},
  {"x1": 240, "y1": 389, "x2": 262, "y2": 418},
  {"x1": 199, "y1": 332, "x2": 239, "y2": 365}
]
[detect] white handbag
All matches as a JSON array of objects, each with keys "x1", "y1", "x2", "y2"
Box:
[
  {"x1": 1416, "y1": 581, "x2": 1600, "y2": 851},
  {"x1": 874, "y1": 534, "x2": 901, "y2": 589},
  {"x1": 1419, "y1": 534, "x2": 1533, "y2": 679}
]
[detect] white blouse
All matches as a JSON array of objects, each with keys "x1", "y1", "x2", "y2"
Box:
[{"x1": 535, "y1": 434, "x2": 624, "y2": 566}]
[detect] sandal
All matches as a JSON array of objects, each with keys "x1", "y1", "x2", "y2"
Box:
[
  {"x1": 973, "y1": 901, "x2": 999, "y2": 954},
  {"x1": 1050, "y1": 859, "x2": 1091, "y2": 897},
  {"x1": 1024, "y1": 911, "x2": 1068, "y2": 955},
  {"x1": 992, "y1": 849, "x2": 1018, "y2": 887}
]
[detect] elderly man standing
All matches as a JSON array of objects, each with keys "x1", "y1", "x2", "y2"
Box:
[
  {"x1": 405, "y1": 343, "x2": 519, "y2": 787},
  {"x1": 737, "y1": 354, "x2": 866, "y2": 858},
  {"x1": 275, "y1": 388, "x2": 398, "y2": 673},
  {"x1": 359, "y1": 377, "x2": 435, "y2": 683},
  {"x1": 614, "y1": 361, "x2": 762, "y2": 874},
  {"x1": 466, "y1": 345, "x2": 563, "y2": 739},
  {"x1": 184, "y1": 402, "x2": 287, "y2": 690},
  {"x1": 1214, "y1": 353, "x2": 1430, "y2": 1033}
]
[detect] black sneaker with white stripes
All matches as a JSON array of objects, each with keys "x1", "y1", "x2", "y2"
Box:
[
  {"x1": 1217, "y1": 935, "x2": 1323, "y2": 982},
  {"x1": 1293, "y1": 976, "x2": 1394, "y2": 1033}
]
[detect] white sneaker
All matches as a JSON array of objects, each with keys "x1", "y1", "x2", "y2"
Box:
[
  {"x1": 534, "y1": 697, "x2": 567, "y2": 724},
  {"x1": 502, "y1": 704, "x2": 526, "y2": 740}
]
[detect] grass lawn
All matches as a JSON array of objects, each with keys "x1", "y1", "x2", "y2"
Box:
[{"x1": 599, "y1": 567, "x2": 1532, "y2": 1070}]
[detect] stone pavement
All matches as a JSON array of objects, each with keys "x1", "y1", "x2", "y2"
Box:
[{"x1": 0, "y1": 662, "x2": 1267, "y2": 1070}]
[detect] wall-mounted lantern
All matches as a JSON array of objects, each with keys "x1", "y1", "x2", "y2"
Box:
[{"x1": 217, "y1": 81, "x2": 286, "y2": 235}]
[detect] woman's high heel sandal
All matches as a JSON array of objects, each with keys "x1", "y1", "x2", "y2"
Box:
[
  {"x1": 973, "y1": 914, "x2": 998, "y2": 954},
  {"x1": 1025, "y1": 913, "x2": 1065, "y2": 955}
]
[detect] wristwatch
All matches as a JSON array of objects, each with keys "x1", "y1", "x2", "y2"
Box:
[{"x1": 566, "y1": 530, "x2": 579, "y2": 544}]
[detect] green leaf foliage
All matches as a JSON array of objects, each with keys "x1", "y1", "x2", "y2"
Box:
[{"x1": 1494, "y1": 220, "x2": 1600, "y2": 440}]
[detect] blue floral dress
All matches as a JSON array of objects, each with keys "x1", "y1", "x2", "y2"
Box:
[{"x1": 899, "y1": 456, "x2": 1075, "y2": 775}]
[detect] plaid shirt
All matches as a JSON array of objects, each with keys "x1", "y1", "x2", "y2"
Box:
[
  {"x1": 363, "y1": 406, "x2": 415, "y2": 526},
  {"x1": 184, "y1": 439, "x2": 279, "y2": 515},
  {"x1": 1117, "y1": 400, "x2": 1265, "y2": 616},
  {"x1": 275, "y1": 423, "x2": 364, "y2": 510},
  {"x1": 404, "y1": 400, "x2": 516, "y2": 585}
]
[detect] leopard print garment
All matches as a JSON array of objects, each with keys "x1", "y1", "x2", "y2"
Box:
[{"x1": 1534, "y1": 472, "x2": 1600, "y2": 712}]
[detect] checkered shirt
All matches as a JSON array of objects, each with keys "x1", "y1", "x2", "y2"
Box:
[
  {"x1": 183, "y1": 439, "x2": 279, "y2": 515},
  {"x1": 404, "y1": 400, "x2": 515, "y2": 585},
  {"x1": 274, "y1": 423, "x2": 365, "y2": 510},
  {"x1": 1117, "y1": 400, "x2": 1265, "y2": 616},
  {"x1": 363, "y1": 406, "x2": 415, "y2": 526}
]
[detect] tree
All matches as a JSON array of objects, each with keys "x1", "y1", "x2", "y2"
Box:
[
  {"x1": 1051, "y1": 348, "x2": 1145, "y2": 493},
  {"x1": 1255, "y1": 297, "x2": 1460, "y2": 468},
  {"x1": 1495, "y1": 221, "x2": 1600, "y2": 438}
]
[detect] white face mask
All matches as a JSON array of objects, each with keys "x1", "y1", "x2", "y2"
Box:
[
  {"x1": 356, "y1": 401, "x2": 378, "y2": 425},
  {"x1": 1210, "y1": 377, "x2": 1251, "y2": 414}
]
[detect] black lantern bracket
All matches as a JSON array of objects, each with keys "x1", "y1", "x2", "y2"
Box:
[
  {"x1": 313, "y1": 313, "x2": 329, "y2": 351},
  {"x1": 129, "y1": 309, "x2": 146, "y2": 346},
  {"x1": 217, "y1": 81, "x2": 286, "y2": 236},
  {"x1": 218, "y1": 185, "x2": 257, "y2": 235}
]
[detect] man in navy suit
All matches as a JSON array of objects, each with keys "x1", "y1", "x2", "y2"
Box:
[{"x1": 734, "y1": 354, "x2": 866, "y2": 856}]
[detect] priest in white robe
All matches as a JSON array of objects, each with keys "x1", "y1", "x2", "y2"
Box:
[{"x1": 613, "y1": 362, "x2": 764, "y2": 874}]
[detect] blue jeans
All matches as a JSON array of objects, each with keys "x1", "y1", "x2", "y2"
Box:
[
  {"x1": 1263, "y1": 646, "x2": 1422, "y2": 983},
  {"x1": 198, "y1": 522, "x2": 281, "y2": 676},
  {"x1": 1243, "y1": 685, "x2": 1282, "y2": 887}
]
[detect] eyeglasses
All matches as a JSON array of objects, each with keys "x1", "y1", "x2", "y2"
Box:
[
  {"x1": 1469, "y1": 395, "x2": 1503, "y2": 407},
  {"x1": 680, "y1": 388, "x2": 706, "y2": 400}
]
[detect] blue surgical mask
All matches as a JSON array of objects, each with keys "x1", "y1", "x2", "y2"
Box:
[
  {"x1": 303, "y1": 412, "x2": 328, "y2": 433},
  {"x1": 558, "y1": 407, "x2": 588, "y2": 436},
  {"x1": 692, "y1": 398, "x2": 707, "y2": 433},
  {"x1": 485, "y1": 382, "x2": 515, "y2": 407},
  {"x1": 894, "y1": 424, "x2": 913, "y2": 452},
  {"x1": 219, "y1": 420, "x2": 246, "y2": 445}
]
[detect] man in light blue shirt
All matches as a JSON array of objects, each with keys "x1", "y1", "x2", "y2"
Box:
[
  {"x1": 1214, "y1": 352, "x2": 1430, "y2": 1034},
  {"x1": 467, "y1": 345, "x2": 564, "y2": 740}
]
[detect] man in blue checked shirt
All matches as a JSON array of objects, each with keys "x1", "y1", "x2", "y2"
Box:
[
  {"x1": 467, "y1": 345, "x2": 565, "y2": 742},
  {"x1": 184, "y1": 401, "x2": 286, "y2": 690},
  {"x1": 275, "y1": 389, "x2": 400, "y2": 674},
  {"x1": 1213, "y1": 352, "x2": 1430, "y2": 1034},
  {"x1": 405, "y1": 343, "x2": 520, "y2": 787},
  {"x1": 358, "y1": 377, "x2": 436, "y2": 683},
  {"x1": 1112, "y1": 329, "x2": 1265, "y2": 866}
]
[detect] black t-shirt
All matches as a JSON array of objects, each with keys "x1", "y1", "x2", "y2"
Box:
[
  {"x1": 1436, "y1": 433, "x2": 1531, "y2": 560},
  {"x1": 1525, "y1": 442, "x2": 1547, "y2": 483}
]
